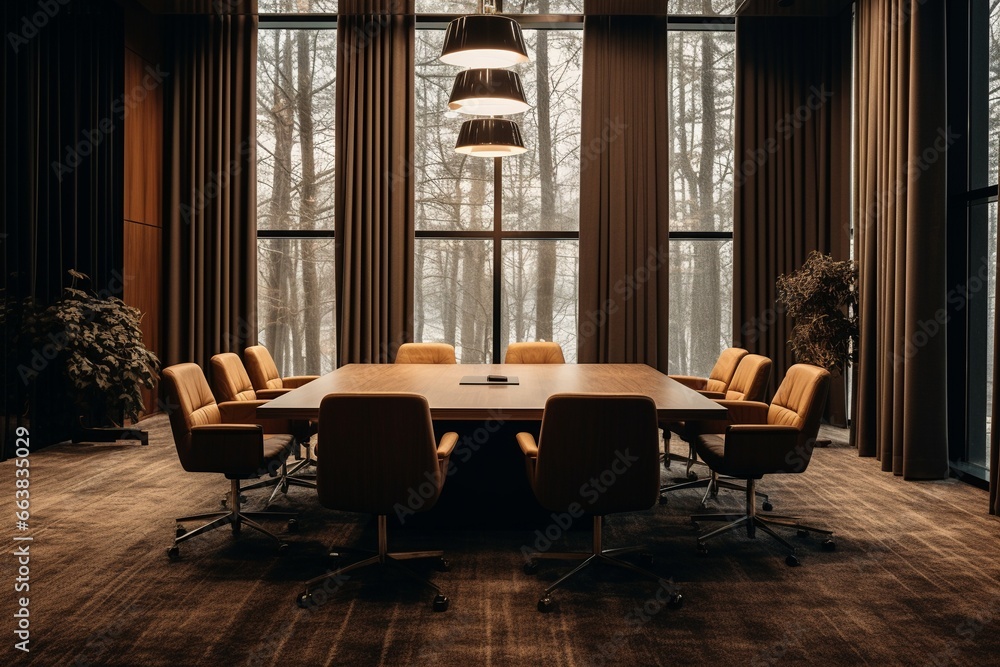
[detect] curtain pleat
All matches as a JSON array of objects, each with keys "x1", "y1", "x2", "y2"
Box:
[
  {"x1": 854, "y1": 0, "x2": 949, "y2": 479},
  {"x1": 577, "y1": 14, "x2": 670, "y2": 371},
  {"x1": 991, "y1": 136, "x2": 1000, "y2": 514},
  {"x1": 335, "y1": 2, "x2": 414, "y2": 365},
  {"x1": 732, "y1": 15, "x2": 852, "y2": 408},
  {"x1": 166, "y1": 15, "x2": 258, "y2": 370}
]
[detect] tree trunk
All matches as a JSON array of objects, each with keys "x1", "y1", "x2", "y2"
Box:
[
  {"x1": 534, "y1": 2, "x2": 556, "y2": 341},
  {"x1": 296, "y1": 28, "x2": 320, "y2": 372}
]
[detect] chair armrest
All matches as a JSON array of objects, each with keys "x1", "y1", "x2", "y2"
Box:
[
  {"x1": 719, "y1": 400, "x2": 769, "y2": 425},
  {"x1": 282, "y1": 375, "x2": 319, "y2": 389},
  {"x1": 669, "y1": 374, "x2": 708, "y2": 391},
  {"x1": 437, "y1": 432, "x2": 458, "y2": 459},
  {"x1": 698, "y1": 390, "x2": 726, "y2": 400},
  {"x1": 516, "y1": 432, "x2": 538, "y2": 457},
  {"x1": 189, "y1": 424, "x2": 264, "y2": 475},
  {"x1": 723, "y1": 424, "x2": 801, "y2": 474},
  {"x1": 219, "y1": 400, "x2": 292, "y2": 434},
  {"x1": 256, "y1": 388, "x2": 290, "y2": 400}
]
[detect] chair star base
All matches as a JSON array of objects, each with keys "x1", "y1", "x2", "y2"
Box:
[
  {"x1": 660, "y1": 470, "x2": 770, "y2": 508},
  {"x1": 297, "y1": 515, "x2": 450, "y2": 612},
  {"x1": 691, "y1": 479, "x2": 833, "y2": 565},
  {"x1": 523, "y1": 516, "x2": 682, "y2": 612},
  {"x1": 168, "y1": 479, "x2": 297, "y2": 560}
]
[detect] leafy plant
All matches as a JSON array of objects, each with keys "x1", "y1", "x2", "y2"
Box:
[
  {"x1": 21, "y1": 270, "x2": 160, "y2": 426},
  {"x1": 776, "y1": 251, "x2": 858, "y2": 376}
]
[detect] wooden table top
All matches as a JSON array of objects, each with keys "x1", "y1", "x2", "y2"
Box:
[{"x1": 255, "y1": 363, "x2": 728, "y2": 422}]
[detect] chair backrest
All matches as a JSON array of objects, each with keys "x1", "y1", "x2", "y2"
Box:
[
  {"x1": 705, "y1": 347, "x2": 749, "y2": 393},
  {"x1": 244, "y1": 345, "x2": 284, "y2": 391},
  {"x1": 768, "y1": 364, "x2": 832, "y2": 454},
  {"x1": 210, "y1": 353, "x2": 257, "y2": 402},
  {"x1": 316, "y1": 393, "x2": 443, "y2": 515},
  {"x1": 725, "y1": 354, "x2": 772, "y2": 402},
  {"x1": 504, "y1": 341, "x2": 566, "y2": 364},
  {"x1": 531, "y1": 394, "x2": 661, "y2": 515},
  {"x1": 394, "y1": 342, "x2": 457, "y2": 364},
  {"x1": 162, "y1": 363, "x2": 221, "y2": 469}
]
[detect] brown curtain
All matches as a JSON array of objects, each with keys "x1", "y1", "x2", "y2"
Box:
[
  {"x1": 577, "y1": 12, "x2": 670, "y2": 371},
  {"x1": 165, "y1": 14, "x2": 258, "y2": 371},
  {"x1": 1, "y1": 0, "x2": 125, "y2": 448},
  {"x1": 854, "y1": 0, "x2": 949, "y2": 479},
  {"x1": 732, "y1": 15, "x2": 852, "y2": 409},
  {"x1": 335, "y1": 0, "x2": 415, "y2": 365}
]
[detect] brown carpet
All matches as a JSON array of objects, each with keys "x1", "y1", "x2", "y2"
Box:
[{"x1": 3, "y1": 416, "x2": 1000, "y2": 666}]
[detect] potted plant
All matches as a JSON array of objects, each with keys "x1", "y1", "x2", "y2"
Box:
[
  {"x1": 20, "y1": 270, "x2": 160, "y2": 441},
  {"x1": 776, "y1": 251, "x2": 858, "y2": 428}
]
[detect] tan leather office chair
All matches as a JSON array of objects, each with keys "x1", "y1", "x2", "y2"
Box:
[
  {"x1": 504, "y1": 341, "x2": 566, "y2": 364},
  {"x1": 296, "y1": 393, "x2": 457, "y2": 612},
  {"x1": 660, "y1": 354, "x2": 773, "y2": 504},
  {"x1": 244, "y1": 345, "x2": 319, "y2": 398},
  {"x1": 690, "y1": 364, "x2": 834, "y2": 566},
  {"x1": 243, "y1": 345, "x2": 319, "y2": 466},
  {"x1": 394, "y1": 342, "x2": 457, "y2": 364},
  {"x1": 210, "y1": 353, "x2": 316, "y2": 501},
  {"x1": 518, "y1": 394, "x2": 683, "y2": 612},
  {"x1": 161, "y1": 363, "x2": 298, "y2": 560},
  {"x1": 663, "y1": 347, "x2": 749, "y2": 474}
]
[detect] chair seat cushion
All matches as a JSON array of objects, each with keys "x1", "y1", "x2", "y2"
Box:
[
  {"x1": 262, "y1": 434, "x2": 295, "y2": 467},
  {"x1": 694, "y1": 433, "x2": 727, "y2": 471}
]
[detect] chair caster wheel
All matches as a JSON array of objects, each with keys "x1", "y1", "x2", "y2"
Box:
[
  {"x1": 690, "y1": 520, "x2": 700, "y2": 531},
  {"x1": 220, "y1": 499, "x2": 228, "y2": 508},
  {"x1": 686, "y1": 471, "x2": 698, "y2": 481},
  {"x1": 667, "y1": 593, "x2": 683, "y2": 609},
  {"x1": 280, "y1": 481, "x2": 289, "y2": 494},
  {"x1": 638, "y1": 552, "x2": 654, "y2": 567},
  {"x1": 287, "y1": 518, "x2": 299, "y2": 533},
  {"x1": 523, "y1": 560, "x2": 539, "y2": 575},
  {"x1": 436, "y1": 557, "x2": 451, "y2": 572},
  {"x1": 240, "y1": 494, "x2": 248, "y2": 503},
  {"x1": 785, "y1": 554, "x2": 801, "y2": 567},
  {"x1": 175, "y1": 525, "x2": 186, "y2": 538},
  {"x1": 296, "y1": 592, "x2": 312, "y2": 608},
  {"x1": 167, "y1": 546, "x2": 180, "y2": 561},
  {"x1": 658, "y1": 495, "x2": 669, "y2": 505},
  {"x1": 797, "y1": 529, "x2": 808, "y2": 538},
  {"x1": 697, "y1": 543, "x2": 708, "y2": 556},
  {"x1": 537, "y1": 596, "x2": 555, "y2": 613},
  {"x1": 822, "y1": 539, "x2": 836, "y2": 552},
  {"x1": 432, "y1": 595, "x2": 449, "y2": 612},
  {"x1": 762, "y1": 501, "x2": 774, "y2": 512},
  {"x1": 278, "y1": 543, "x2": 289, "y2": 555}
]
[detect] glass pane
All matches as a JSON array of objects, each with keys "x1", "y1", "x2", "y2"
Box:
[
  {"x1": 668, "y1": 239, "x2": 733, "y2": 376},
  {"x1": 668, "y1": 0, "x2": 736, "y2": 15},
  {"x1": 257, "y1": 238, "x2": 337, "y2": 375},
  {"x1": 415, "y1": 239, "x2": 495, "y2": 362},
  {"x1": 417, "y1": 1, "x2": 583, "y2": 12},
  {"x1": 501, "y1": 30, "x2": 582, "y2": 232},
  {"x1": 501, "y1": 240, "x2": 579, "y2": 362},
  {"x1": 416, "y1": 30, "x2": 495, "y2": 231},
  {"x1": 257, "y1": 28, "x2": 337, "y2": 231},
  {"x1": 259, "y1": 0, "x2": 337, "y2": 13},
  {"x1": 668, "y1": 29, "x2": 736, "y2": 232},
  {"x1": 986, "y1": 200, "x2": 997, "y2": 471}
]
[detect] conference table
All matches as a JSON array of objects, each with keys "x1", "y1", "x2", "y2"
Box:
[{"x1": 255, "y1": 363, "x2": 728, "y2": 423}]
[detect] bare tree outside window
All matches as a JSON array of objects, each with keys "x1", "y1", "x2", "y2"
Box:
[{"x1": 256, "y1": 13, "x2": 337, "y2": 374}]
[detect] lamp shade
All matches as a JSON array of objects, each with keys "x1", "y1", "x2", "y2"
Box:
[
  {"x1": 449, "y1": 69, "x2": 529, "y2": 116},
  {"x1": 455, "y1": 118, "x2": 527, "y2": 158},
  {"x1": 440, "y1": 15, "x2": 529, "y2": 68}
]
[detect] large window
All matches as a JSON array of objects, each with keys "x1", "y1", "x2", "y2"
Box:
[
  {"x1": 414, "y1": 26, "x2": 583, "y2": 362},
  {"x1": 256, "y1": 19, "x2": 338, "y2": 375},
  {"x1": 667, "y1": 23, "x2": 736, "y2": 377}
]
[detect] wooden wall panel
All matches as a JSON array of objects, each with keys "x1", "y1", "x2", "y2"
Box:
[
  {"x1": 124, "y1": 221, "x2": 162, "y2": 415},
  {"x1": 124, "y1": 48, "x2": 163, "y2": 228}
]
